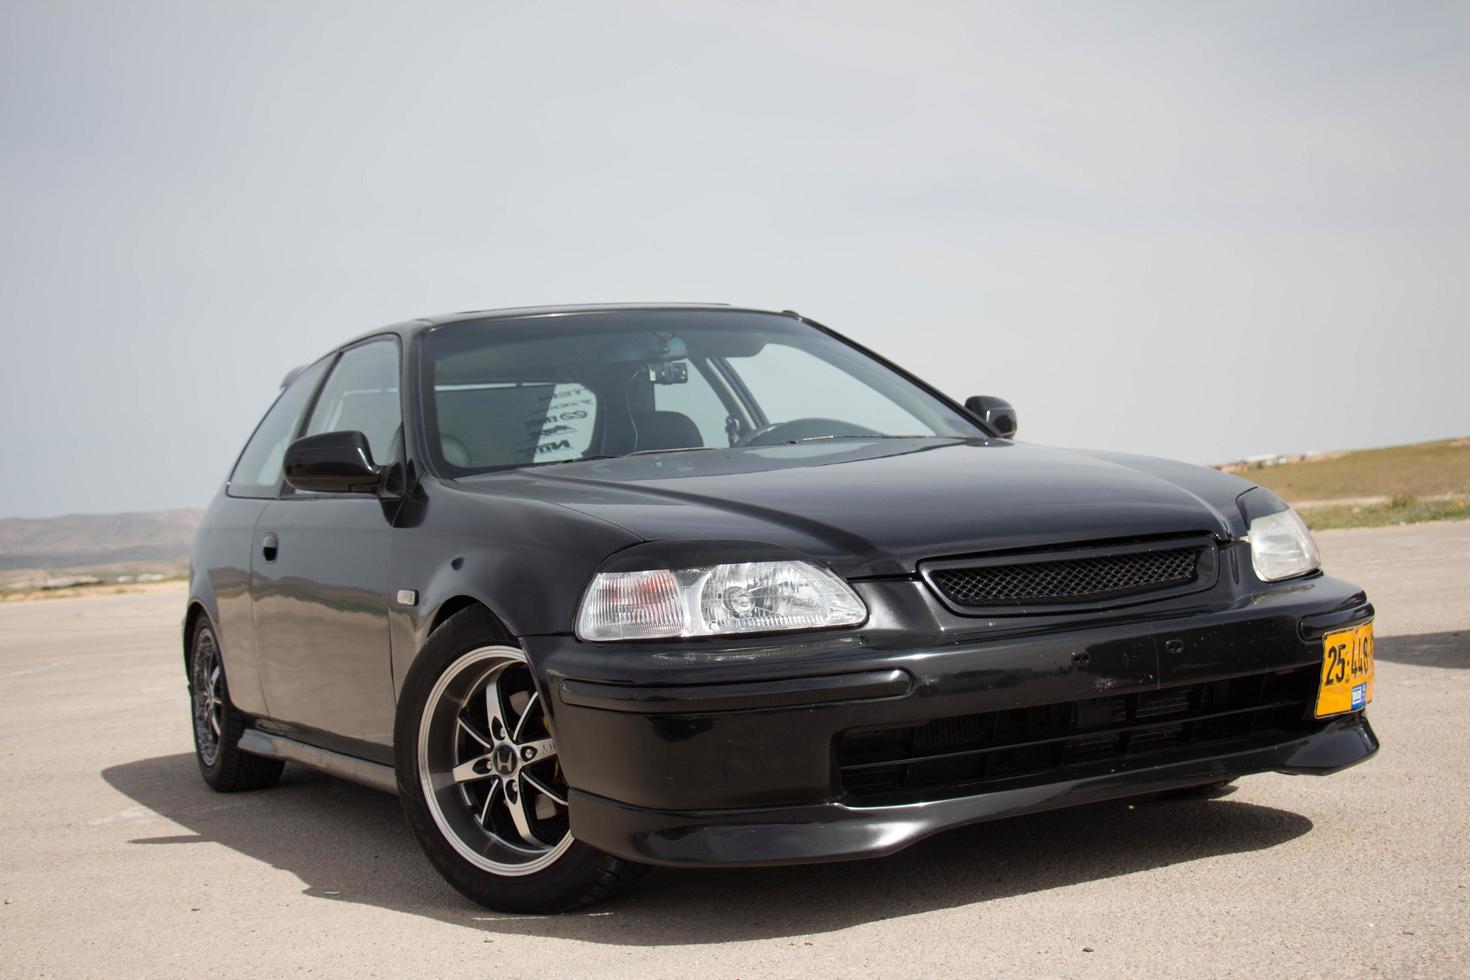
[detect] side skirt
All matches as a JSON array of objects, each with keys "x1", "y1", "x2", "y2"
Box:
[{"x1": 238, "y1": 728, "x2": 398, "y2": 795}]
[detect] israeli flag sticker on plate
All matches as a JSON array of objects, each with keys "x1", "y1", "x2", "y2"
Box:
[{"x1": 1351, "y1": 682, "x2": 1367, "y2": 710}]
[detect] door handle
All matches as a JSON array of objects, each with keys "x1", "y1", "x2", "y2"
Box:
[{"x1": 261, "y1": 532, "x2": 279, "y2": 563}]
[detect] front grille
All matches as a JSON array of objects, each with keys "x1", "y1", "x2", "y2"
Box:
[
  {"x1": 837, "y1": 666, "x2": 1319, "y2": 805},
  {"x1": 924, "y1": 543, "x2": 1205, "y2": 611}
]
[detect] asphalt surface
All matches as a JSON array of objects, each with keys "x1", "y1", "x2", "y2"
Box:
[{"x1": 2, "y1": 522, "x2": 1467, "y2": 978}]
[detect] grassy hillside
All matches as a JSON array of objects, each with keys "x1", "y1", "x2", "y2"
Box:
[
  {"x1": 1292, "y1": 495, "x2": 1470, "y2": 529},
  {"x1": 1223, "y1": 438, "x2": 1470, "y2": 529},
  {"x1": 1224, "y1": 438, "x2": 1470, "y2": 502}
]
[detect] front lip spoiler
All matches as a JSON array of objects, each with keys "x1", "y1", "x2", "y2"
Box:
[{"x1": 567, "y1": 715, "x2": 1378, "y2": 868}]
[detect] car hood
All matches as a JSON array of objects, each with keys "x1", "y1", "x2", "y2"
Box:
[{"x1": 466, "y1": 438, "x2": 1256, "y2": 577}]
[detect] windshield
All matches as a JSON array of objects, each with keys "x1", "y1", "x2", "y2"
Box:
[{"x1": 419, "y1": 310, "x2": 981, "y2": 475}]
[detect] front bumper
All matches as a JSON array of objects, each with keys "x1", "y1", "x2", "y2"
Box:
[
  {"x1": 569, "y1": 715, "x2": 1375, "y2": 866},
  {"x1": 525, "y1": 569, "x2": 1378, "y2": 868}
]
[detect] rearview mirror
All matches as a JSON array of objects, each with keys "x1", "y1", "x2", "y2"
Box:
[
  {"x1": 964, "y1": 395, "x2": 1018, "y2": 438},
  {"x1": 283, "y1": 431, "x2": 385, "y2": 494}
]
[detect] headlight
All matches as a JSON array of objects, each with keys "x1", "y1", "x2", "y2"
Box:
[
  {"x1": 575, "y1": 560, "x2": 867, "y2": 641},
  {"x1": 1247, "y1": 508, "x2": 1321, "y2": 582}
]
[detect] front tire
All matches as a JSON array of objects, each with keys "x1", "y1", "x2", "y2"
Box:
[
  {"x1": 394, "y1": 606, "x2": 644, "y2": 913},
  {"x1": 1158, "y1": 779, "x2": 1236, "y2": 800},
  {"x1": 188, "y1": 616, "x2": 284, "y2": 792}
]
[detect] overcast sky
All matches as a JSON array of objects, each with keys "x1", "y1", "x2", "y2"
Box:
[{"x1": 2, "y1": 1, "x2": 1467, "y2": 518}]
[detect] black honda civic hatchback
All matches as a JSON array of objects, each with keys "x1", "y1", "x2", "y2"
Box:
[{"x1": 186, "y1": 303, "x2": 1377, "y2": 912}]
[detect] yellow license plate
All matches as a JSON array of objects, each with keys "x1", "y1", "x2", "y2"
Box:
[{"x1": 1316, "y1": 622, "x2": 1374, "y2": 718}]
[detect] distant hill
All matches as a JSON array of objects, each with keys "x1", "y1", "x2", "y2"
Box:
[
  {"x1": 1218, "y1": 437, "x2": 1470, "y2": 503},
  {"x1": 1217, "y1": 437, "x2": 1470, "y2": 529},
  {"x1": 0, "y1": 509, "x2": 200, "y2": 573}
]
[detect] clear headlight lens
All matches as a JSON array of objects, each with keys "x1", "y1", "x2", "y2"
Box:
[
  {"x1": 576, "y1": 560, "x2": 867, "y2": 642},
  {"x1": 1247, "y1": 508, "x2": 1321, "y2": 582}
]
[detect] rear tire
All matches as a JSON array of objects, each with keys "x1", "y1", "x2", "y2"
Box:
[
  {"x1": 394, "y1": 605, "x2": 645, "y2": 913},
  {"x1": 188, "y1": 616, "x2": 284, "y2": 792}
]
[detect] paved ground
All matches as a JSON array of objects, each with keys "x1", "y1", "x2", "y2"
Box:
[{"x1": 2, "y1": 523, "x2": 1467, "y2": 978}]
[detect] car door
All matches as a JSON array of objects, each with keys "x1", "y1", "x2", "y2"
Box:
[
  {"x1": 206, "y1": 356, "x2": 334, "y2": 718},
  {"x1": 251, "y1": 337, "x2": 403, "y2": 757}
]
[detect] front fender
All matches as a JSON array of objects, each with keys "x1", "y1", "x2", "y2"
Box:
[{"x1": 385, "y1": 480, "x2": 642, "y2": 700}]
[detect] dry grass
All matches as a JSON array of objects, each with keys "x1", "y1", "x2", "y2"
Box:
[
  {"x1": 1229, "y1": 438, "x2": 1470, "y2": 503},
  {"x1": 1299, "y1": 494, "x2": 1470, "y2": 530}
]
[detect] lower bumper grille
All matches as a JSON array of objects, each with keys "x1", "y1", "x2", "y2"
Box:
[{"x1": 837, "y1": 666, "x2": 1320, "y2": 805}]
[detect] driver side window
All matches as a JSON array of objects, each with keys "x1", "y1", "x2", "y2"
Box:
[
  {"x1": 228, "y1": 358, "x2": 332, "y2": 498},
  {"x1": 304, "y1": 339, "x2": 402, "y2": 466}
]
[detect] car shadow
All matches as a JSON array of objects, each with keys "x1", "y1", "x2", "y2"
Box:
[
  {"x1": 1375, "y1": 630, "x2": 1468, "y2": 670},
  {"x1": 103, "y1": 753, "x2": 1312, "y2": 944}
]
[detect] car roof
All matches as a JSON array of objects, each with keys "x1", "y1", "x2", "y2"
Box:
[
  {"x1": 282, "y1": 303, "x2": 796, "y2": 387},
  {"x1": 426, "y1": 301, "x2": 778, "y2": 324}
]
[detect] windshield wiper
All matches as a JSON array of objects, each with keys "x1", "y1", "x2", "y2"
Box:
[
  {"x1": 520, "y1": 436, "x2": 931, "y2": 468},
  {"x1": 787, "y1": 434, "x2": 933, "y2": 444},
  {"x1": 524, "y1": 447, "x2": 722, "y2": 467},
  {"x1": 520, "y1": 454, "x2": 619, "y2": 468},
  {"x1": 625, "y1": 446, "x2": 725, "y2": 457}
]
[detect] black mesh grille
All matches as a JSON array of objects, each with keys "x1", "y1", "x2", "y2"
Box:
[
  {"x1": 927, "y1": 546, "x2": 1201, "y2": 608},
  {"x1": 837, "y1": 666, "x2": 1320, "y2": 805}
]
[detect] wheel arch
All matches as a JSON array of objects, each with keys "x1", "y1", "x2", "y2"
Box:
[
  {"x1": 183, "y1": 600, "x2": 210, "y2": 670},
  {"x1": 427, "y1": 594, "x2": 512, "y2": 639},
  {"x1": 392, "y1": 591, "x2": 519, "y2": 701}
]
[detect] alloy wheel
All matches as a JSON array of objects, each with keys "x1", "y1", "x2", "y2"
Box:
[
  {"x1": 417, "y1": 646, "x2": 573, "y2": 876},
  {"x1": 191, "y1": 628, "x2": 224, "y2": 766}
]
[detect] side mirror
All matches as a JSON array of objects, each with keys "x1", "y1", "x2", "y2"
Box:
[
  {"x1": 964, "y1": 395, "x2": 1018, "y2": 438},
  {"x1": 283, "y1": 431, "x2": 385, "y2": 494}
]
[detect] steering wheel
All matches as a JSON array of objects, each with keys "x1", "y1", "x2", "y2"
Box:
[{"x1": 735, "y1": 417, "x2": 885, "y2": 447}]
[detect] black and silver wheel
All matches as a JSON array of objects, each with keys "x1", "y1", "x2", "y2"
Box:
[
  {"x1": 419, "y1": 645, "x2": 574, "y2": 874},
  {"x1": 395, "y1": 606, "x2": 644, "y2": 913},
  {"x1": 188, "y1": 615, "x2": 284, "y2": 792},
  {"x1": 191, "y1": 625, "x2": 224, "y2": 767}
]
